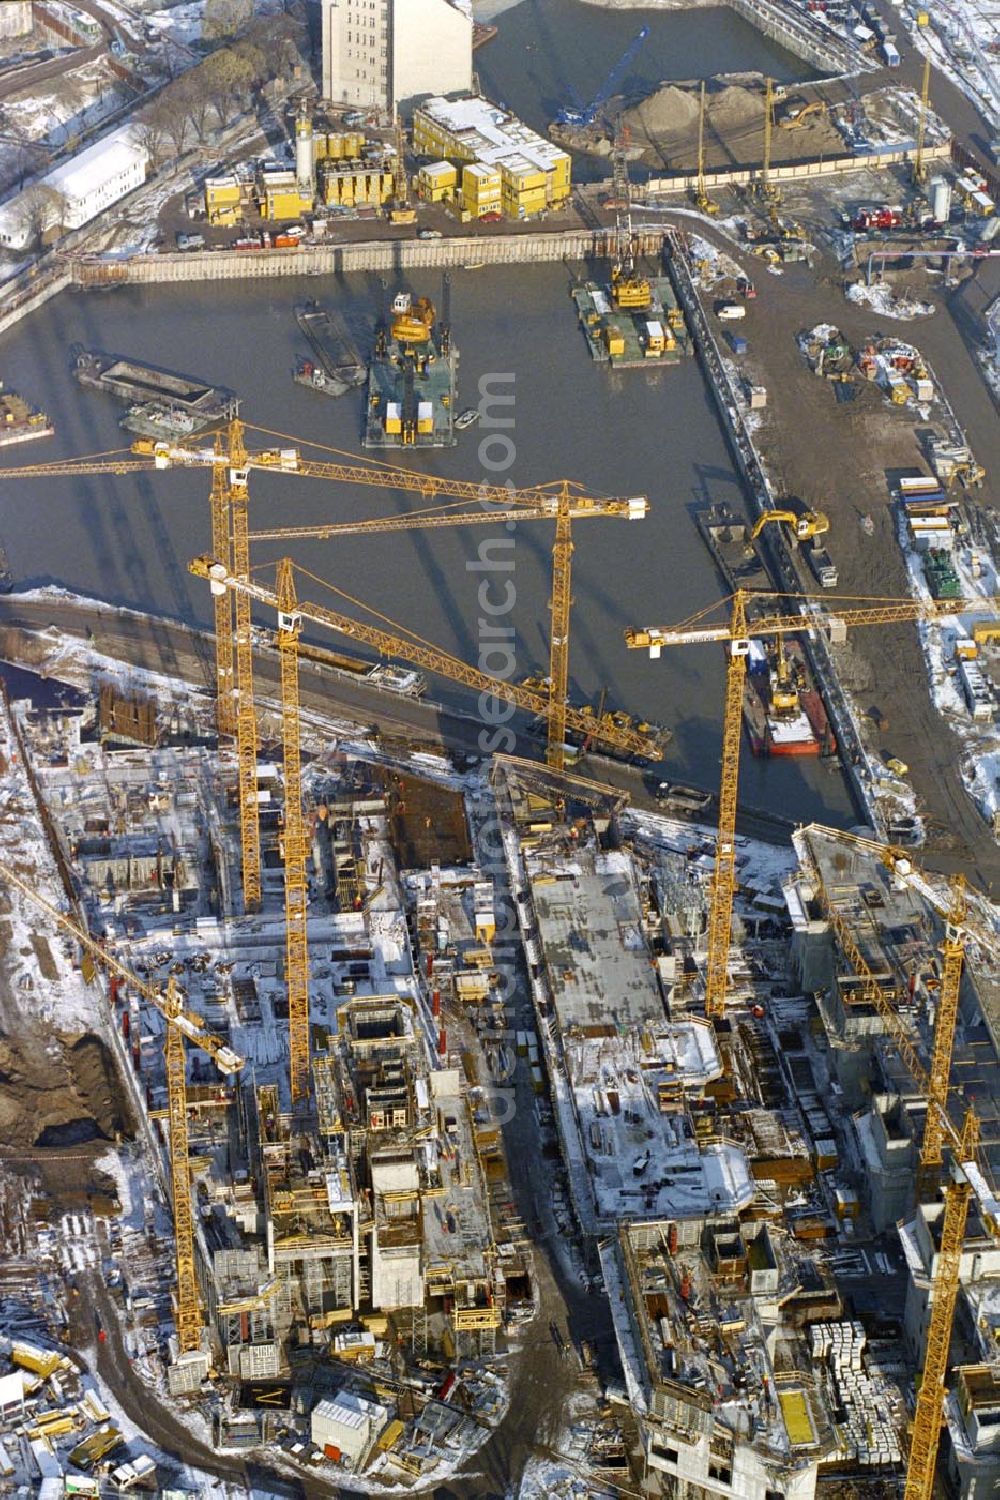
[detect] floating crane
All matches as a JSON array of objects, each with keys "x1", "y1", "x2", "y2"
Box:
[
  {"x1": 625, "y1": 588, "x2": 1000, "y2": 1017},
  {"x1": 694, "y1": 82, "x2": 718, "y2": 215},
  {"x1": 556, "y1": 25, "x2": 650, "y2": 129},
  {"x1": 610, "y1": 119, "x2": 650, "y2": 310},
  {"x1": 750, "y1": 507, "x2": 829, "y2": 544},
  {"x1": 0, "y1": 856, "x2": 243, "y2": 1354}
]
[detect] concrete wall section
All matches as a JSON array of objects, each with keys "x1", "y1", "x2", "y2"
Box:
[{"x1": 391, "y1": 0, "x2": 472, "y2": 113}]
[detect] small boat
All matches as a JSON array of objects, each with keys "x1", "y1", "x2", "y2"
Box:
[{"x1": 455, "y1": 407, "x2": 480, "y2": 430}]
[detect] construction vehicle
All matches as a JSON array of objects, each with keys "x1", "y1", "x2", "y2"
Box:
[
  {"x1": 757, "y1": 78, "x2": 780, "y2": 205},
  {"x1": 625, "y1": 587, "x2": 1000, "y2": 1017},
  {"x1": 389, "y1": 292, "x2": 435, "y2": 344},
  {"x1": 694, "y1": 82, "x2": 718, "y2": 216},
  {"x1": 0, "y1": 856, "x2": 243, "y2": 1355},
  {"x1": 609, "y1": 119, "x2": 650, "y2": 309},
  {"x1": 556, "y1": 26, "x2": 650, "y2": 129},
  {"x1": 389, "y1": 116, "x2": 416, "y2": 225},
  {"x1": 851, "y1": 205, "x2": 903, "y2": 231},
  {"x1": 750, "y1": 506, "x2": 829, "y2": 544},
  {"x1": 778, "y1": 99, "x2": 827, "y2": 128}
]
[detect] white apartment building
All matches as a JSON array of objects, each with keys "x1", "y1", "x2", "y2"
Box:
[{"x1": 321, "y1": 0, "x2": 472, "y2": 115}]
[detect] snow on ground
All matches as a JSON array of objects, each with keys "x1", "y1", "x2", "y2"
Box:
[
  {"x1": 0, "y1": 694, "x2": 103, "y2": 1032},
  {"x1": 846, "y1": 279, "x2": 936, "y2": 319},
  {"x1": 4, "y1": 56, "x2": 130, "y2": 147},
  {"x1": 907, "y1": 0, "x2": 1000, "y2": 135},
  {"x1": 145, "y1": 1, "x2": 204, "y2": 46}
]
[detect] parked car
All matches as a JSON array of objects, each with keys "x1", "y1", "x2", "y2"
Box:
[{"x1": 176, "y1": 232, "x2": 206, "y2": 251}]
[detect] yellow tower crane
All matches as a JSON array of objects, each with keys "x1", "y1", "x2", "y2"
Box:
[
  {"x1": 390, "y1": 115, "x2": 416, "y2": 225},
  {"x1": 194, "y1": 554, "x2": 663, "y2": 1101},
  {"x1": 625, "y1": 588, "x2": 1000, "y2": 1016},
  {"x1": 0, "y1": 857, "x2": 244, "y2": 1353},
  {"x1": 208, "y1": 435, "x2": 235, "y2": 736},
  {"x1": 914, "y1": 52, "x2": 932, "y2": 186},
  {"x1": 275, "y1": 557, "x2": 309, "y2": 1104},
  {"x1": 760, "y1": 77, "x2": 778, "y2": 203},
  {"x1": 797, "y1": 824, "x2": 1000, "y2": 1500},
  {"x1": 798, "y1": 825, "x2": 1000, "y2": 1194},
  {"x1": 0, "y1": 422, "x2": 651, "y2": 901}
]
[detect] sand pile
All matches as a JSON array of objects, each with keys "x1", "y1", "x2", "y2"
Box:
[
  {"x1": 709, "y1": 84, "x2": 763, "y2": 133},
  {"x1": 623, "y1": 80, "x2": 765, "y2": 157},
  {"x1": 625, "y1": 83, "x2": 701, "y2": 138}
]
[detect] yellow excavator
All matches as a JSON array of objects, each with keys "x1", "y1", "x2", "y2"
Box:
[
  {"x1": 751, "y1": 507, "x2": 829, "y2": 544},
  {"x1": 770, "y1": 638, "x2": 800, "y2": 716},
  {"x1": 778, "y1": 99, "x2": 827, "y2": 129}
]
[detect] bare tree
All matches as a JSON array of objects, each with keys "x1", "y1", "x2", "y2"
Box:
[
  {"x1": 159, "y1": 80, "x2": 194, "y2": 157},
  {"x1": 185, "y1": 77, "x2": 214, "y2": 144},
  {"x1": 135, "y1": 114, "x2": 168, "y2": 170},
  {"x1": 15, "y1": 185, "x2": 68, "y2": 248}
]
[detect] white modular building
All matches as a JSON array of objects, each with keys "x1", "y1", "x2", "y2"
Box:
[{"x1": 0, "y1": 125, "x2": 148, "y2": 250}]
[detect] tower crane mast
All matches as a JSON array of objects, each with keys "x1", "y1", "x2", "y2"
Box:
[
  {"x1": 0, "y1": 857, "x2": 243, "y2": 1354},
  {"x1": 626, "y1": 587, "x2": 1000, "y2": 1015}
]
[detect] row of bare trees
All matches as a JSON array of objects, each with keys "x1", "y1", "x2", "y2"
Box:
[{"x1": 136, "y1": 18, "x2": 302, "y2": 168}]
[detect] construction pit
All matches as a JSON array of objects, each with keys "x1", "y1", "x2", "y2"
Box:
[{"x1": 555, "y1": 78, "x2": 941, "y2": 179}]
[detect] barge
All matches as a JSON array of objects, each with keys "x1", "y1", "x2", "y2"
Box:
[
  {"x1": 365, "y1": 292, "x2": 457, "y2": 449},
  {"x1": 74, "y1": 350, "x2": 238, "y2": 432},
  {"x1": 572, "y1": 275, "x2": 690, "y2": 370},
  {"x1": 696, "y1": 504, "x2": 835, "y2": 758},
  {"x1": 293, "y1": 300, "x2": 365, "y2": 398},
  {"x1": 0, "y1": 384, "x2": 53, "y2": 450}
]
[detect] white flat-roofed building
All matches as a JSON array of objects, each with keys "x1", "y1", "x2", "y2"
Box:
[
  {"x1": 0, "y1": 125, "x2": 147, "y2": 249},
  {"x1": 321, "y1": 0, "x2": 471, "y2": 114}
]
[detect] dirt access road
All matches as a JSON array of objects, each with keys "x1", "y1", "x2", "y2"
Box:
[{"x1": 657, "y1": 205, "x2": 1000, "y2": 887}]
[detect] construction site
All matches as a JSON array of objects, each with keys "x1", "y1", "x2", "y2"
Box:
[{"x1": 0, "y1": 0, "x2": 997, "y2": 1494}]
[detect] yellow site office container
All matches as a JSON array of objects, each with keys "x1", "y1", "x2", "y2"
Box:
[
  {"x1": 604, "y1": 327, "x2": 625, "y2": 356},
  {"x1": 204, "y1": 175, "x2": 241, "y2": 224},
  {"x1": 263, "y1": 186, "x2": 304, "y2": 220},
  {"x1": 419, "y1": 161, "x2": 457, "y2": 202},
  {"x1": 384, "y1": 404, "x2": 402, "y2": 435}
]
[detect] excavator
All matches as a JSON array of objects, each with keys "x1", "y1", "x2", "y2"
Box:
[
  {"x1": 750, "y1": 506, "x2": 829, "y2": 544},
  {"x1": 770, "y1": 638, "x2": 800, "y2": 716},
  {"x1": 778, "y1": 99, "x2": 827, "y2": 129}
]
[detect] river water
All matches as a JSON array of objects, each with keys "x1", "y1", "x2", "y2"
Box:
[
  {"x1": 476, "y1": 0, "x2": 818, "y2": 153},
  {"x1": 0, "y1": 263, "x2": 854, "y2": 826}
]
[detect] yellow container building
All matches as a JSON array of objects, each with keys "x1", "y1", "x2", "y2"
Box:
[
  {"x1": 413, "y1": 95, "x2": 570, "y2": 220},
  {"x1": 204, "y1": 174, "x2": 241, "y2": 225},
  {"x1": 418, "y1": 160, "x2": 458, "y2": 202},
  {"x1": 461, "y1": 161, "x2": 502, "y2": 217}
]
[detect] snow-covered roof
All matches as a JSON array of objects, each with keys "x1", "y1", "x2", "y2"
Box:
[
  {"x1": 417, "y1": 95, "x2": 568, "y2": 175},
  {"x1": 45, "y1": 125, "x2": 146, "y2": 204}
]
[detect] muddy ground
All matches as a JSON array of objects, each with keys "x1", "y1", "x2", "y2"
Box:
[{"x1": 683, "y1": 197, "x2": 1000, "y2": 886}]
